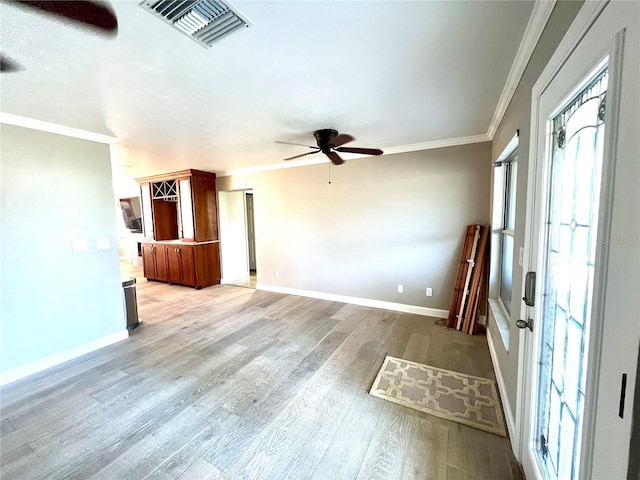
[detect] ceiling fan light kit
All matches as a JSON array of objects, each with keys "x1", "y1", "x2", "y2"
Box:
[{"x1": 278, "y1": 129, "x2": 384, "y2": 166}]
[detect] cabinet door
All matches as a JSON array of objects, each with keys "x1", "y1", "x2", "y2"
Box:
[
  {"x1": 191, "y1": 175, "x2": 218, "y2": 242},
  {"x1": 142, "y1": 243, "x2": 155, "y2": 279},
  {"x1": 179, "y1": 246, "x2": 196, "y2": 286},
  {"x1": 166, "y1": 246, "x2": 182, "y2": 284},
  {"x1": 210, "y1": 242, "x2": 221, "y2": 284},
  {"x1": 154, "y1": 244, "x2": 169, "y2": 282}
]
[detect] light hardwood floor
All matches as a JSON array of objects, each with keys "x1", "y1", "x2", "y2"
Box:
[{"x1": 0, "y1": 264, "x2": 522, "y2": 480}]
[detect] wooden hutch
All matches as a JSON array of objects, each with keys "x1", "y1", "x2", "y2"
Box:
[{"x1": 136, "y1": 169, "x2": 220, "y2": 289}]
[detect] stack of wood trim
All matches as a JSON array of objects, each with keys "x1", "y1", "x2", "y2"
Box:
[{"x1": 447, "y1": 224, "x2": 489, "y2": 334}]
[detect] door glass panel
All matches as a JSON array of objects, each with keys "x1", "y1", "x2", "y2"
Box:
[{"x1": 535, "y1": 68, "x2": 607, "y2": 480}]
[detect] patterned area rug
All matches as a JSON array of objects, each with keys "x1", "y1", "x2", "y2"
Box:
[{"x1": 369, "y1": 356, "x2": 506, "y2": 437}]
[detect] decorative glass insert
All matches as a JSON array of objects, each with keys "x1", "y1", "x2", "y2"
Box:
[
  {"x1": 152, "y1": 180, "x2": 178, "y2": 201},
  {"x1": 535, "y1": 68, "x2": 607, "y2": 480}
]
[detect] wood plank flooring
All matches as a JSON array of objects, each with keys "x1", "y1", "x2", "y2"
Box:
[{"x1": 0, "y1": 264, "x2": 523, "y2": 479}]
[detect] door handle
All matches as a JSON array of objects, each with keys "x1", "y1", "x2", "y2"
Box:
[{"x1": 516, "y1": 317, "x2": 534, "y2": 332}]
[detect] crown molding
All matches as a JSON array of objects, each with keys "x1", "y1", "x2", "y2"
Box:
[
  {"x1": 0, "y1": 113, "x2": 117, "y2": 144},
  {"x1": 487, "y1": 0, "x2": 557, "y2": 139},
  {"x1": 221, "y1": 156, "x2": 329, "y2": 176},
  {"x1": 382, "y1": 133, "x2": 491, "y2": 156}
]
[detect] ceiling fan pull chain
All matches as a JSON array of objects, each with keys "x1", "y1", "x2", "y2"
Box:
[{"x1": 328, "y1": 163, "x2": 332, "y2": 184}]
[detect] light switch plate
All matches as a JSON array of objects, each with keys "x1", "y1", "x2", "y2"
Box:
[
  {"x1": 96, "y1": 237, "x2": 111, "y2": 250},
  {"x1": 72, "y1": 239, "x2": 88, "y2": 252}
]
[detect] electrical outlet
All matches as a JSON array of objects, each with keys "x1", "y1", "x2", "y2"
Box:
[
  {"x1": 397, "y1": 284, "x2": 403, "y2": 293},
  {"x1": 426, "y1": 287, "x2": 433, "y2": 297},
  {"x1": 275, "y1": 271, "x2": 280, "y2": 278},
  {"x1": 71, "y1": 239, "x2": 88, "y2": 253},
  {"x1": 96, "y1": 237, "x2": 110, "y2": 250}
]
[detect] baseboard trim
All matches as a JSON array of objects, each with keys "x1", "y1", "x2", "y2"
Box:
[
  {"x1": 256, "y1": 284, "x2": 448, "y2": 319},
  {"x1": 487, "y1": 326, "x2": 517, "y2": 450},
  {"x1": 0, "y1": 330, "x2": 129, "y2": 387}
]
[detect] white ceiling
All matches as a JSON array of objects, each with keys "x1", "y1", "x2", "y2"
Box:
[{"x1": 0, "y1": 0, "x2": 535, "y2": 176}]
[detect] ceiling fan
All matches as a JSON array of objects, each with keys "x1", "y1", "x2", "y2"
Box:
[
  {"x1": 1, "y1": 0, "x2": 118, "y2": 73},
  {"x1": 276, "y1": 129, "x2": 384, "y2": 165}
]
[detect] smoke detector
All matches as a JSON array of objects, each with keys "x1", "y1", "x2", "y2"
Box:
[{"x1": 140, "y1": 0, "x2": 253, "y2": 48}]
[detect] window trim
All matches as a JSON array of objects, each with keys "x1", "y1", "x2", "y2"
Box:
[
  {"x1": 489, "y1": 133, "x2": 519, "y2": 351},
  {"x1": 499, "y1": 150, "x2": 518, "y2": 314}
]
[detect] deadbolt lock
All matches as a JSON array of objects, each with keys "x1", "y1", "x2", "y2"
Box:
[{"x1": 516, "y1": 317, "x2": 534, "y2": 332}]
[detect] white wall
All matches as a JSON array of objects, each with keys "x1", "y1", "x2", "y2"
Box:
[
  {"x1": 218, "y1": 143, "x2": 491, "y2": 312},
  {"x1": 0, "y1": 124, "x2": 126, "y2": 378}
]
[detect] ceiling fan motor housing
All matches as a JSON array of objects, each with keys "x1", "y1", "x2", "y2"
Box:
[{"x1": 314, "y1": 129, "x2": 338, "y2": 152}]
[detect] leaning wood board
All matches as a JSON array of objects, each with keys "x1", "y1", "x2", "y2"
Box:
[
  {"x1": 447, "y1": 225, "x2": 478, "y2": 329},
  {"x1": 456, "y1": 226, "x2": 480, "y2": 330},
  {"x1": 448, "y1": 225, "x2": 489, "y2": 335},
  {"x1": 463, "y1": 232, "x2": 489, "y2": 335}
]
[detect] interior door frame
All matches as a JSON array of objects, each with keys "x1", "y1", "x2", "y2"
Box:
[
  {"x1": 218, "y1": 189, "x2": 251, "y2": 284},
  {"x1": 517, "y1": 1, "x2": 627, "y2": 478}
]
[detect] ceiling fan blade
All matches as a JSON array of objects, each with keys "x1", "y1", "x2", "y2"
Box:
[
  {"x1": 331, "y1": 134, "x2": 355, "y2": 148},
  {"x1": 335, "y1": 147, "x2": 383, "y2": 156},
  {"x1": 275, "y1": 140, "x2": 317, "y2": 149},
  {"x1": 326, "y1": 151, "x2": 345, "y2": 165},
  {"x1": 0, "y1": 55, "x2": 24, "y2": 73},
  {"x1": 283, "y1": 150, "x2": 320, "y2": 161},
  {"x1": 10, "y1": 1, "x2": 118, "y2": 35}
]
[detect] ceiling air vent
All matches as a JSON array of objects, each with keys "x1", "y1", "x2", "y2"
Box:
[{"x1": 140, "y1": 0, "x2": 253, "y2": 48}]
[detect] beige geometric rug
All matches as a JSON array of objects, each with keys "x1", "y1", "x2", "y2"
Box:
[{"x1": 369, "y1": 356, "x2": 507, "y2": 437}]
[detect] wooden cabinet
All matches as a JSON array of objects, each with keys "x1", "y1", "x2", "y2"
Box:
[
  {"x1": 141, "y1": 242, "x2": 168, "y2": 282},
  {"x1": 137, "y1": 170, "x2": 218, "y2": 242},
  {"x1": 147, "y1": 241, "x2": 219, "y2": 289},
  {"x1": 137, "y1": 169, "x2": 221, "y2": 289}
]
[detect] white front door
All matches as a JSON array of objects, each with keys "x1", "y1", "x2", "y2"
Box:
[{"x1": 518, "y1": 2, "x2": 639, "y2": 479}]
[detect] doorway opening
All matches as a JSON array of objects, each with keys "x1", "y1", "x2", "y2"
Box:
[{"x1": 218, "y1": 189, "x2": 257, "y2": 289}]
